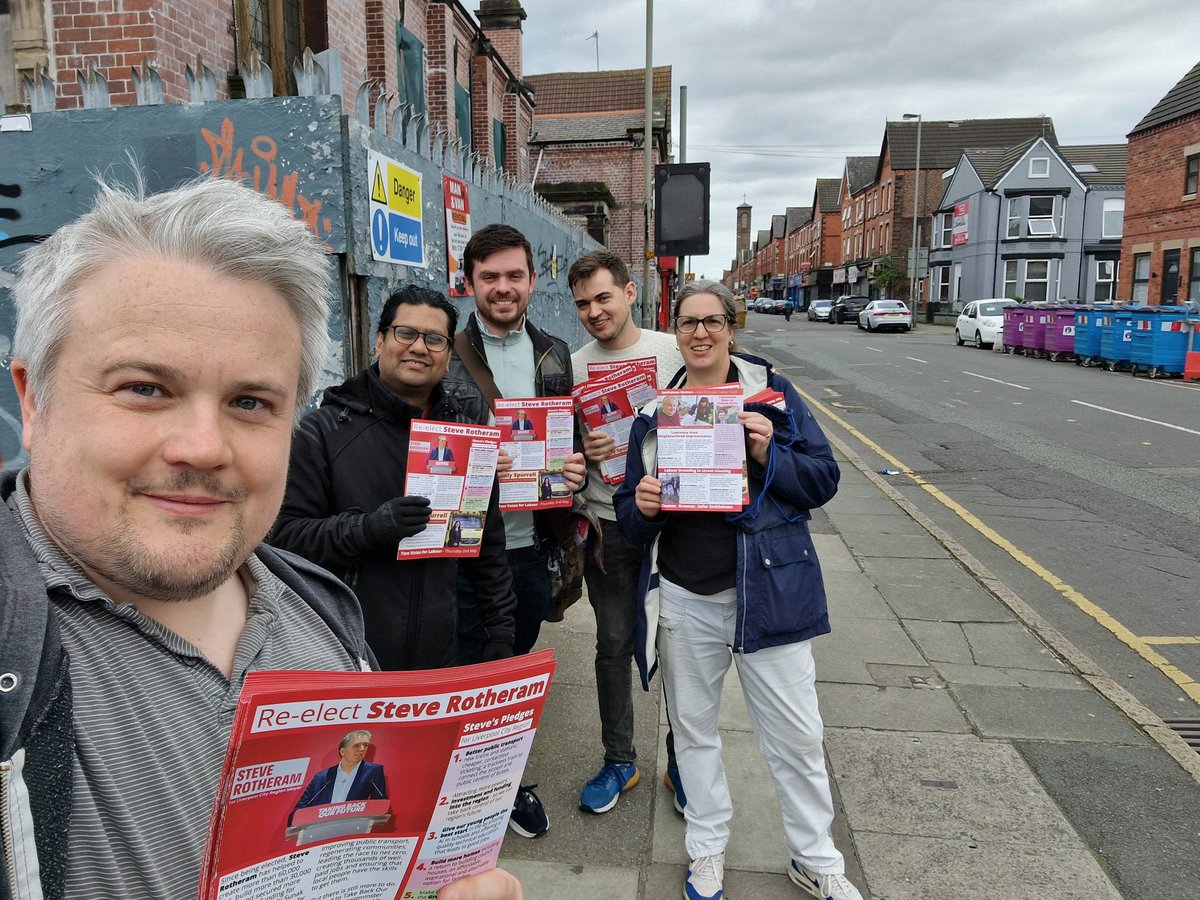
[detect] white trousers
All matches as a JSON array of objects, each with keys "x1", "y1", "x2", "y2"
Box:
[{"x1": 658, "y1": 577, "x2": 844, "y2": 874}]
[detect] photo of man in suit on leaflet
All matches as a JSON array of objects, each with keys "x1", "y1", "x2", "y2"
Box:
[{"x1": 290, "y1": 730, "x2": 389, "y2": 824}]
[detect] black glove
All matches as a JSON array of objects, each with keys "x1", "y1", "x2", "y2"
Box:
[
  {"x1": 482, "y1": 640, "x2": 515, "y2": 662},
  {"x1": 362, "y1": 496, "x2": 432, "y2": 547}
]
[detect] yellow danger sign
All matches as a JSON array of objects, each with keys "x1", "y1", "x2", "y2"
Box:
[
  {"x1": 388, "y1": 163, "x2": 421, "y2": 217},
  {"x1": 371, "y1": 164, "x2": 388, "y2": 204}
]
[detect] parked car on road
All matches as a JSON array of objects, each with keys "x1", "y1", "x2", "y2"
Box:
[
  {"x1": 807, "y1": 299, "x2": 832, "y2": 321},
  {"x1": 955, "y1": 299, "x2": 1017, "y2": 348},
  {"x1": 828, "y1": 295, "x2": 870, "y2": 324},
  {"x1": 857, "y1": 299, "x2": 913, "y2": 332},
  {"x1": 770, "y1": 298, "x2": 793, "y2": 315}
]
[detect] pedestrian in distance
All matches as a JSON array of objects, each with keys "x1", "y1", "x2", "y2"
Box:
[
  {"x1": 1, "y1": 174, "x2": 521, "y2": 900},
  {"x1": 614, "y1": 279, "x2": 863, "y2": 900}
]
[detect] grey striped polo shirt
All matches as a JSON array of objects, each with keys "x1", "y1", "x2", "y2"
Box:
[{"x1": 6, "y1": 475, "x2": 361, "y2": 900}]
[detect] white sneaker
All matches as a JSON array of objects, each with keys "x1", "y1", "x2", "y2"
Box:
[
  {"x1": 685, "y1": 852, "x2": 725, "y2": 900},
  {"x1": 788, "y1": 859, "x2": 863, "y2": 900}
]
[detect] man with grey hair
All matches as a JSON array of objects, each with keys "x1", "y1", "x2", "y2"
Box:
[{"x1": 0, "y1": 177, "x2": 521, "y2": 900}]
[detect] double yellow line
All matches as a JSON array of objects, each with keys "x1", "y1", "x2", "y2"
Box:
[{"x1": 797, "y1": 388, "x2": 1200, "y2": 706}]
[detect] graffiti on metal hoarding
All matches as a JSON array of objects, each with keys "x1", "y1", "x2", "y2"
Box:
[
  {"x1": 0, "y1": 182, "x2": 48, "y2": 251},
  {"x1": 198, "y1": 117, "x2": 334, "y2": 245},
  {"x1": 535, "y1": 243, "x2": 561, "y2": 281}
]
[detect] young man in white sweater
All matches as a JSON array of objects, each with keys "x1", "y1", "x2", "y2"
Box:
[{"x1": 569, "y1": 250, "x2": 686, "y2": 815}]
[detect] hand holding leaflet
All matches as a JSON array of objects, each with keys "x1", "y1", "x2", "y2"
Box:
[
  {"x1": 363, "y1": 496, "x2": 433, "y2": 545},
  {"x1": 655, "y1": 384, "x2": 748, "y2": 512}
]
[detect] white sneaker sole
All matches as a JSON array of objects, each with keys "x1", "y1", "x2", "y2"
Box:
[
  {"x1": 787, "y1": 864, "x2": 826, "y2": 899},
  {"x1": 507, "y1": 811, "x2": 549, "y2": 838}
]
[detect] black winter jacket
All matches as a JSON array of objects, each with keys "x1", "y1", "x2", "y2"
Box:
[
  {"x1": 271, "y1": 365, "x2": 517, "y2": 670},
  {"x1": 0, "y1": 470, "x2": 374, "y2": 900}
]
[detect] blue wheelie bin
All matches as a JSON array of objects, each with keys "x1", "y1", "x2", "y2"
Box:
[
  {"x1": 1073, "y1": 307, "x2": 1108, "y2": 366},
  {"x1": 1130, "y1": 306, "x2": 1191, "y2": 377},
  {"x1": 1100, "y1": 308, "x2": 1136, "y2": 371}
]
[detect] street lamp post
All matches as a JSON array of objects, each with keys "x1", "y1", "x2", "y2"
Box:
[{"x1": 903, "y1": 112, "x2": 926, "y2": 323}]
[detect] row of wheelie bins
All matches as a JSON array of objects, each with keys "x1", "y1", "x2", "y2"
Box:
[{"x1": 1002, "y1": 303, "x2": 1198, "y2": 377}]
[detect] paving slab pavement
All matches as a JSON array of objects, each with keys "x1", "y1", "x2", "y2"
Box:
[{"x1": 496, "y1": 441, "x2": 1200, "y2": 899}]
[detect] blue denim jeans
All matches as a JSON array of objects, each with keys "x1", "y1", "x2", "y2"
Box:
[
  {"x1": 584, "y1": 518, "x2": 641, "y2": 765},
  {"x1": 457, "y1": 543, "x2": 550, "y2": 662}
]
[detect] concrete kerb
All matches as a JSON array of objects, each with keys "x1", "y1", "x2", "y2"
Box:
[{"x1": 818, "y1": 422, "x2": 1200, "y2": 786}]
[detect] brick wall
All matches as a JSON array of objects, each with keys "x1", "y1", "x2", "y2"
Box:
[
  {"x1": 469, "y1": 52, "x2": 493, "y2": 161},
  {"x1": 1119, "y1": 114, "x2": 1200, "y2": 303},
  {"x1": 533, "y1": 140, "x2": 651, "y2": 266},
  {"x1": 46, "y1": 1, "x2": 370, "y2": 114},
  {"x1": 326, "y1": 1, "x2": 367, "y2": 117},
  {"x1": 364, "y1": 1, "x2": 387, "y2": 88},
  {"x1": 486, "y1": 28, "x2": 520, "y2": 80},
  {"x1": 50, "y1": 0, "x2": 233, "y2": 107},
  {"x1": 424, "y1": 1, "x2": 452, "y2": 137}
]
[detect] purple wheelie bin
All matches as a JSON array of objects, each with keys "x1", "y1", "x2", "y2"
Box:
[
  {"x1": 1002, "y1": 305, "x2": 1026, "y2": 354},
  {"x1": 1045, "y1": 306, "x2": 1081, "y2": 361},
  {"x1": 1022, "y1": 306, "x2": 1049, "y2": 358}
]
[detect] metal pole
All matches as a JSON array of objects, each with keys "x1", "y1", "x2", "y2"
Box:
[
  {"x1": 680, "y1": 84, "x2": 687, "y2": 295},
  {"x1": 641, "y1": 0, "x2": 655, "y2": 329},
  {"x1": 904, "y1": 112, "x2": 923, "y2": 324},
  {"x1": 912, "y1": 115, "x2": 921, "y2": 321},
  {"x1": 679, "y1": 85, "x2": 687, "y2": 164}
]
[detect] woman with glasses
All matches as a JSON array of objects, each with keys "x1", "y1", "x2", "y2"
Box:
[{"x1": 614, "y1": 281, "x2": 862, "y2": 900}]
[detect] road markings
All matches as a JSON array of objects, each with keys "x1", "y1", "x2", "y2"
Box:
[
  {"x1": 1070, "y1": 400, "x2": 1200, "y2": 437},
  {"x1": 963, "y1": 371, "x2": 1030, "y2": 390},
  {"x1": 866, "y1": 347, "x2": 883, "y2": 353},
  {"x1": 796, "y1": 387, "x2": 1200, "y2": 705},
  {"x1": 1142, "y1": 636, "x2": 1200, "y2": 645},
  {"x1": 906, "y1": 356, "x2": 928, "y2": 364}
]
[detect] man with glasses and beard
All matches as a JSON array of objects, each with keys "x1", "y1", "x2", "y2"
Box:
[{"x1": 274, "y1": 285, "x2": 518, "y2": 672}]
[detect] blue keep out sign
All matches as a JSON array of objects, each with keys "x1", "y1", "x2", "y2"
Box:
[{"x1": 387, "y1": 213, "x2": 423, "y2": 265}]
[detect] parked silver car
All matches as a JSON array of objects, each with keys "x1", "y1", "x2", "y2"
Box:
[{"x1": 807, "y1": 299, "x2": 832, "y2": 321}]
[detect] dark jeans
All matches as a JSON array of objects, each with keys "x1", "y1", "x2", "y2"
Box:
[
  {"x1": 457, "y1": 543, "x2": 550, "y2": 662},
  {"x1": 584, "y1": 518, "x2": 641, "y2": 766}
]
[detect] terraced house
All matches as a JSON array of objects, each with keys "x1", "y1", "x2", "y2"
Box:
[{"x1": 929, "y1": 136, "x2": 1127, "y2": 305}]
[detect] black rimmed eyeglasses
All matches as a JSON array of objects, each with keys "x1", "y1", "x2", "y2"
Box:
[
  {"x1": 674, "y1": 314, "x2": 733, "y2": 335},
  {"x1": 386, "y1": 325, "x2": 451, "y2": 352}
]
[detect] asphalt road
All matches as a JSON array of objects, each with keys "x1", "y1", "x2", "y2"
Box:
[{"x1": 738, "y1": 311, "x2": 1200, "y2": 725}]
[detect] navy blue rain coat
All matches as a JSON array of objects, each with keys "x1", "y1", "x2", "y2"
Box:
[{"x1": 613, "y1": 354, "x2": 840, "y2": 689}]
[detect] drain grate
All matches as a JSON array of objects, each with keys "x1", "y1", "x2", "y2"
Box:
[{"x1": 1163, "y1": 719, "x2": 1200, "y2": 752}]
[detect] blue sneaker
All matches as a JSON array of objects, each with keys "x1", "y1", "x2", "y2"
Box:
[
  {"x1": 663, "y1": 762, "x2": 687, "y2": 814},
  {"x1": 685, "y1": 852, "x2": 724, "y2": 899},
  {"x1": 579, "y1": 762, "x2": 639, "y2": 813}
]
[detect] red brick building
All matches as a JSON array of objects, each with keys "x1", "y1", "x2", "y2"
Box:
[
  {"x1": 0, "y1": 0, "x2": 531, "y2": 176},
  {"x1": 794, "y1": 178, "x2": 843, "y2": 305},
  {"x1": 525, "y1": 65, "x2": 671, "y2": 272},
  {"x1": 1120, "y1": 59, "x2": 1200, "y2": 305}
]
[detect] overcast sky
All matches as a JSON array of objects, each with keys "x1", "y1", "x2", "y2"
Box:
[{"x1": 518, "y1": 0, "x2": 1198, "y2": 277}]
